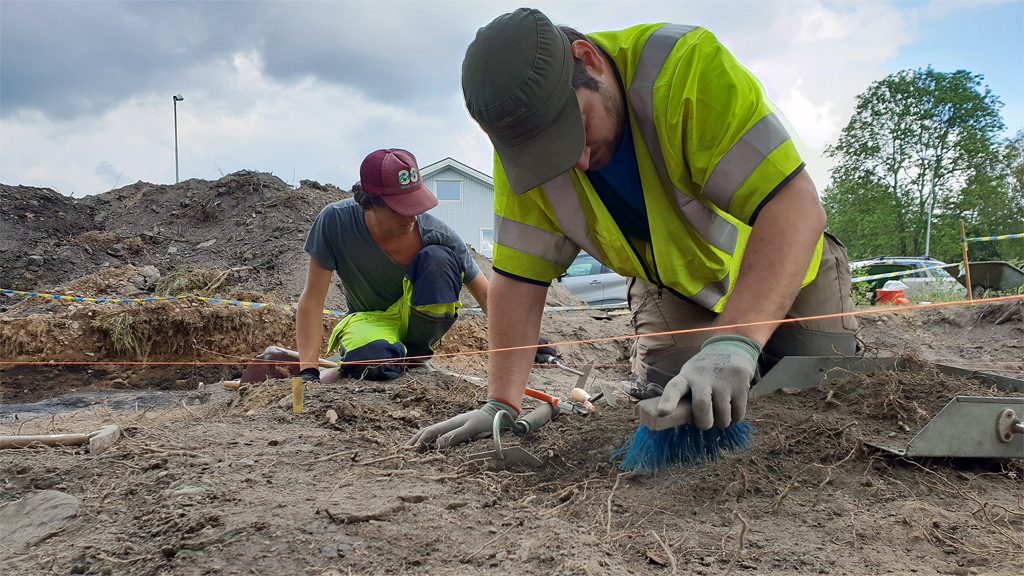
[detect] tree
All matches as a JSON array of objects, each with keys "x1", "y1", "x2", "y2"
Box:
[{"x1": 823, "y1": 67, "x2": 1016, "y2": 263}]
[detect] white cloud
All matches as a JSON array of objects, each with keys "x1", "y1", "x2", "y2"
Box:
[
  {"x1": 0, "y1": 1, "x2": 942, "y2": 197},
  {"x1": 0, "y1": 49, "x2": 489, "y2": 196}
]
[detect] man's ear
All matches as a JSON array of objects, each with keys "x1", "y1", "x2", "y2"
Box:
[{"x1": 570, "y1": 39, "x2": 605, "y2": 77}]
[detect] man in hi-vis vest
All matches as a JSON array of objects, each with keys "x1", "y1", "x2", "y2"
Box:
[{"x1": 409, "y1": 8, "x2": 857, "y2": 448}]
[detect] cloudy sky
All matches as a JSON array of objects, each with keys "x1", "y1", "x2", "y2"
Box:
[{"x1": 1, "y1": 0, "x2": 1021, "y2": 197}]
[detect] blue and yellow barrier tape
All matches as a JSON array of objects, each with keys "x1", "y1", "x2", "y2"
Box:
[
  {"x1": 961, "y1": 232, "x2": 1024, "y2": 243},
  {"x1": 2, "y1": 288, "x2": 628, "y2": 315}
]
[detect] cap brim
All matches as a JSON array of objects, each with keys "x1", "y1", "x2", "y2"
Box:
[
  {"x1": 381, "y1": 185, "x2": 439, "y2": 216},
  {"x1": 492, "y1": 89, "x2": 586, "y2": 195}
]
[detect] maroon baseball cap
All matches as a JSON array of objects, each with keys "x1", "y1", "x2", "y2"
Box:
[{"x1": 359, "y1": 149, "x2": 438, "y2": 216}]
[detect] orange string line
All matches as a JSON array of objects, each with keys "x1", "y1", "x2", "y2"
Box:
[{"x1": 1, "y1": 293, "x2": 1021, "y2": 368}]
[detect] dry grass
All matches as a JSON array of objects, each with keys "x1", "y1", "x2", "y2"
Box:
[
  {"x1": 97, "y1": 311, "x2": 148, "y2": 359},
  {"x1": 154, "y1": 268, "x2": 223, "y2": 297}
]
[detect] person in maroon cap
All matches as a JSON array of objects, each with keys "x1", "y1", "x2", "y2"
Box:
[{"x1": 243, "y1": 149, "x2": 489, "y2": 383}]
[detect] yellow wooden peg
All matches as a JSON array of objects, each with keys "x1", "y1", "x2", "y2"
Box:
[{"x1": 292, "y1": 377, "x2": 304, "y2": 413}]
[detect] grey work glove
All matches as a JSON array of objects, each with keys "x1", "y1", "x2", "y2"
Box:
[
  {"x1": 656, "y1": 335, "x2": 760, "y2": 430},
  {"x1": 405, "y1": 399, "x2": 519, "y2": 449}
]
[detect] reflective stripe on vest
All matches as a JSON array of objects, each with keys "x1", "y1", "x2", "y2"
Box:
[
  {"x1": 703, "y1": 111, "x2": 791, "y2": 214},
  {"x1": 543, "y1": 174, "x2": 601, "y2": 261},
  {"x1": 494, "y1": 213, "x2": 579, "y2": 269},
  {"x1": 632, "y1": 24, "x2": 735, "y2": 308}
]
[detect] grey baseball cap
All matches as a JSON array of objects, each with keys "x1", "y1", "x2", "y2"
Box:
[{"x1": 462, "y1": 8, "x2": 585, "y2": 195}]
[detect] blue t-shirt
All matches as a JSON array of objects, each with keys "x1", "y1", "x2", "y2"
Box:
[
  {"x1": 303, "y1": 199, "x2": 480, "y2": 313},
  {"x1": 586, "y1": 126, "x2": 650, "y2": 242}
]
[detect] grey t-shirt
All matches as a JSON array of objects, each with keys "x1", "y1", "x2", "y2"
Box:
[{"x1": 304, "y1": 199, "x2": 480, "y2": 313}]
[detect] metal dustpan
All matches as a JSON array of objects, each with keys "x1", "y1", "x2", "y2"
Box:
[
  {"x1": 752, "y1": 356, "x2": 1024, "y2": 459},
  {"x1": 872, "y1": 396, "x2": 1023, "y2": 458}
]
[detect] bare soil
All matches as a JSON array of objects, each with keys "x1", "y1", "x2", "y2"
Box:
[{"x1": 1, "y1": 174, "x2": 1022, "y2": 575}]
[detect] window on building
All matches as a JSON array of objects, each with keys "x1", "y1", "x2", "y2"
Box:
[
  {"x1": 480, "y1": 229, "x2": 494, "y2": 258},
  {"x1": 435, "y1": 180, "x2": 462, "y2": 202}
]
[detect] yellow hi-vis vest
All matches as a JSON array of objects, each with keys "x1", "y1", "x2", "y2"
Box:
[{"x1": 491, "y1": 23, "x2": 823, "y2": 312}]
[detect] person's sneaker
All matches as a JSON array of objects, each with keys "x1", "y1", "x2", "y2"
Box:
[
  {"x1": 404, "y1": 357, "x2": 438, "y2": 372},
  {"x1": 620, "y1": 378, "x2": 664, "y2": 400}
]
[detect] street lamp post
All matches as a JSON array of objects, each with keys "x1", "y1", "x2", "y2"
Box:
[
  {"x1": 173, "y1": 94, "x2": 184, "y2": 184},
  {"x1": 923, "y1": 155, "x2": 937, "y2": 258}
]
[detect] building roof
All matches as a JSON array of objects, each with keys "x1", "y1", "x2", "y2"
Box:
[{"x1": 419, "y1": 157, "x2": 493, "y2": 188}]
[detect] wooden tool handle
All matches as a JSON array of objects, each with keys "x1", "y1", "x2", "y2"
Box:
[
  {"x1": 524, "y1": 387, "x2": 559, "y2": 406},
  {"x1": 1, "y1": 434, "x2": 90, "y2": 449}
]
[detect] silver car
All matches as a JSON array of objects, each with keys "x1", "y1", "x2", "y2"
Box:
[
  {"x1": 558, "y1": 253, "x2": 628, "y2": 305},
  {"x1": 849, "y1": 256, "x2": 967, "y2": 301}
]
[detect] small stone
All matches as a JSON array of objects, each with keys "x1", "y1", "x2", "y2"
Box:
[
  {"x1": 168, "y1": 246, "x2": 178, "y2": 254},
  {"x1": 445, "y1": 501, "x2": 468, "y2": 510},
  {"x1": 0, "y1": 491, "x2": 82, "y2": 551},
  {"x1": 646, "y1": 551, "x2": 669, "y2": 566},
  {"x1": 277, "y1": 393, "x2": 294, "y2": 408},
  {"x1": 235, "y1": 458, "x2": 256, "y2": 467},
  {"x1": 26, "y1": 255, "x2": 44, "y2": 266},
  {"x1": 169, "y1": 486, "x2": 207, "y2": 498},
  {"x1": 197, "y1": 239, "x2": 216, "y2": 249},
  {"x1": 139, "y1": 265, "x2": 160, "y2": 282},
  {"x1": 780, "y1": 387, "x2": 802, "y2": 395},
  {"x1": 107, "y1": 244, "x2": 124, "y2": 257}
]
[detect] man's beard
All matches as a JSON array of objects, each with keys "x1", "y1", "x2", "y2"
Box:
[{"x1": 591, "y1": 81, "x2": 626, "y2": 171}]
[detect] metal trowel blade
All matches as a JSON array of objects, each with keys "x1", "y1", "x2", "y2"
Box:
[{"x1": 599, "y1": 381, "x2": 617, "y2": 408}]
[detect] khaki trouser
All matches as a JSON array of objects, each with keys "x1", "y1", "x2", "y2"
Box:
[{"x1": 629, "y1": 233, "x2": 858, "y2": 386}]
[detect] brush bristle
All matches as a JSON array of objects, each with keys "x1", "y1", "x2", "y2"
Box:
[{"x1": 612, "y1": 422, "x2": 754, "y2": 472}]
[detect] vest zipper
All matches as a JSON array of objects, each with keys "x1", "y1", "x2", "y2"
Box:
[{"x1": 625, "y1": 237, "x2": 665, "y2": 299}]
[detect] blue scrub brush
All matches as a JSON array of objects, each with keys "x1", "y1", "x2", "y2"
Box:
[{"x1": 613, "y1": 397, "x2": 754, "y2": 472}]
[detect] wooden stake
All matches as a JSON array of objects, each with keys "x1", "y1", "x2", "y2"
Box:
[
  {"x1": 1, "y1": 424, "x2": 120, "y2": 455},
  {"x1": 292, "y1": 377, "x2": 304, "y2": 413},
  {"x1": 960, "y1": 220, "x2": 973, "y2": 301}
]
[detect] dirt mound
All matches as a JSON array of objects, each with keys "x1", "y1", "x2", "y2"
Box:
[
  {"x1": 857, "y1": 301, "x2": 1024, "y2": 372},
  {"x1": 1, "y1": 172, "x2": 351, "y2": 309}
]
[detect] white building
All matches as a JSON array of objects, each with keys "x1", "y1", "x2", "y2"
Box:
[{"x1": 421, "y1": 158, "x2": 496, "y2": 258}]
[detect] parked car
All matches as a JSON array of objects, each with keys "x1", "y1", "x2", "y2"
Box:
[
  {"x1": 849, "y1": 256, "x2": 966, "y2": 301},
  {"x1": 557, "y1": 252, "x2": 628, "y2": 306}
]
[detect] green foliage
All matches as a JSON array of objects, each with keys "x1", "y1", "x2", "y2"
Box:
[
  {"x1": 824, "y1": 67, "x2": 1022, "y2": 263},
  {"x1": 849, "y1": 267, "x2": 875, "y2": 306}
]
